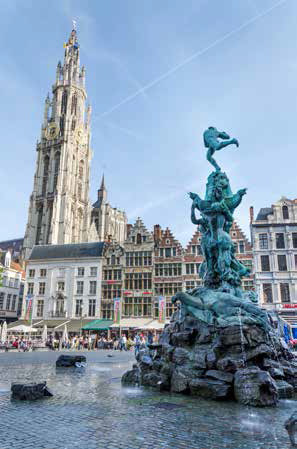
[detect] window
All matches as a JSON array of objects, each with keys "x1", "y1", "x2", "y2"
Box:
[
  {"x1": 295, "y1": 254, "x2": 297, "y2": 269},
  {"x1": 155, "y1": 263, "x2": 182, "y2": 277},
  {"x1": 75, "y1": 299, "x2": 83, "y2": 317},
  {"x1": 154, "y1": 282, "x2": 182, "y2": 296},
  {"x1": 125, "y1": 272, "x2": 152, "y2": 290},
  {"x1": 239, "y1": 241, "x2": 245, "y2": 254},
  {"x1": 40, "y1": 269, "x2": 47, "y2": 277},
  {"x1": 101, "y1": 301, "x2": 114, "y2": 320},
  {"x1": 280, "y1": 283, "x2": 290, "y2": 303},
  {"x1": 71, "y1": 94, "x2": 77, "y2": 115},
  {"x1": 260, "y1": 255, "x2": 270, "y2": 272},
  {"x1": 53, "y1": 152, "x2": 60, "y2": 190},
  {"x1": 90, "y1": 267, "x2": 97, "y2": 277},
  {"x1": 159, "y1": 248, "x2": 164, "y2": 257},
  {"x1": 259, "y1": 234, "x2": 268, "y2": 249},
  {"x1": 76, "y1": 281, "x2": 84, "y2": 294},
  {"x1": 0, "y1": 292, "x2": 4, "y2": 309},
  {"x1": 136, "y1": 233, "x2": 142, "y2": 244},
  {"x1": 12, "y1": 295, "x2": 17, "y2": 311},
  {"x1": 27, "y1": 283, "x2": 34, "y2": 295},
  {"x1": 6, "y1": 294, "x2": 11, "y2": 310},
  {"x1": 123, "y1": 297, "x2": 152, "y2": 317},
  {"x1": 276, "y1": 233, "x2": 285, "y2": 249},
  {"x1": 29, "y1": 269, "x2": 35, "y2": 278},
  {"x1": 186, "y1": 263, "x2": 200, "y2": 275},
  {"x1": 61, "y1": 90, "x2": 67, "y2": 114},
  {"x1": 14, "y1": 278, "x2": 19, "y2": 288},
  {"x1": 241, "y1": 259, "x2": 253, "y2": 272},
  {"x1": 88, "y1": 299, "x2": 96, "y2": 317},
  {"x1": 166, "y1": 298, "x2": 178, "y2": 319},
  {"x1": 9, "y1": 278, "x2": 13, "y2": 287},
  {"x1": 57, "y1": 281, "x2": 65, "y2": 292},
  {"x1": 37, "y1": 300, "x2": 44, "y2": 317},
  {"x1": 39, "y1": 282, "x2": 45, "y2": 295},
  {"x1": 263, "y1": 284, "x2": 273, "y2": 303},
  {"x1": 89, "y1": 281, "x2": 97, "y2": 295},
  {"x1": 102, "y1": 284, "x2": 121, "y2": 300},
  {"x1": 125, "y1": 252, "x2": 152, "y2": 267},
  {"x1": 111, "y1": 255, "x2": 116, "y2": 265},
  {"x1": 165, "y1": 248, "x2": 171, "y2": 258},
  {"x1": 282, "y1": 205, "x2": 289, "y2": 219},
  {"x1": 243, "y1": 280, "x2": 254, "y2": 291},
  {"x1": 293, "y1": 233, "x2": 297, "y2": 249},
  {"x1": 77, "y1": 267, "x2": 84, "y2": 276},
  {"x1": 172, "y1": 247, "x2": 177, "y2": 256},
  {"x1": 278, "y1": 255, "x2": 287, "y2": 271}
]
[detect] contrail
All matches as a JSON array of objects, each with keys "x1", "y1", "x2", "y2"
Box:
[{"x1": 94, "y1": 0, "x2": 287, "y2": 121}]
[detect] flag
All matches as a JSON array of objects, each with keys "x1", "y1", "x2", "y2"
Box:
[
  {"x1": 113, "y1": 298, "x2": 121, "y2": 324},
  {"x1": 25, "y1": 295, "x2": 33, "y2": 323},
  {"x1": 158, "y1": 296, "x2": 166, "y2": 323},
  {"x1": 63, "y1": 43, "x2": 67, "y2": 48}
]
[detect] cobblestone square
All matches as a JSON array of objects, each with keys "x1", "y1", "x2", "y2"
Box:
[{"x1": 0, "y1": 350, "x2": 295, "y2": 449}]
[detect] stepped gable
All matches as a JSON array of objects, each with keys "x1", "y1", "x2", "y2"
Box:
[
  {"x1": 184, "y1": 230, "x2": 203, "y2": 263},
  {"x1": 155, "y1": 225, "x2": 183, "y2": 256},
  {"x1": 126, "y1": 217, "x2": 154, "y2": 243},
  {"x1": 231, "y1": 221, "x2": 252, "y2": 252}
]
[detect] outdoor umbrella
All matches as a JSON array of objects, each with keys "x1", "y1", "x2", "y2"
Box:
[
  {"x1": 1, "y1": 321, "x2": 7, "y2": 342},
  {"x1": 42, "y1": 324, "x2": 47, "y2": 343}
]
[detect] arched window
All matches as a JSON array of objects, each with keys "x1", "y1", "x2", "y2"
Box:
[
  {"x1": 77, "y1": 209, "x2": 83, "y2": 241},
  {"x1": 36, "y1": 206, "x2": 43, "y2": 244},
  {"x1": 79, "y1": 160, "x2": 84, "y2": 180},
  {"x1": 71, "y1": 119, "x2": 76, "y2": 131},
  {"x1": 42, "y1": 156, "x2": 50, "y2": 195},
  {"x1": 59, "y1": 116, "x2": 64, "y2": 136},
  {"x1": 46, "y1": 203, "x2": 53, "y2": 244},
  {"x1": 61, "y1": 90, "x2": 67, "y2": 114},
  {"x1": 71, "y1": 94, "x2": 77, "y2": 115},
  {"x1": 53, "y1": 152, "x2": 60, "y2": 191},
  {"x1": 282, "y1": 205, "x2": 289, "y2": 220},
  {"x1": 71, "y1": 208, "x2": 75, "y2": 243}
]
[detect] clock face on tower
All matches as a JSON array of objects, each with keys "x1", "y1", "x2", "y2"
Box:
[{"x1": 45, "y1": 122, "x2": 59, "y2": 140}]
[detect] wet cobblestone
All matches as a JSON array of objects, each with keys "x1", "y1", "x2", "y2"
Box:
[{"x1": 0, "y1": 350, "x2": 295, "y2": 448}]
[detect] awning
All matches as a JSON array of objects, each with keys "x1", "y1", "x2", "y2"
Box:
[
  {"x1": 8, "y1": 325, "x2": 38, "y2": 333},
  {"x1": 142, "y1": 320, "x2": 170, "y2": 330},
  {"x1": 110, "y1": 318, "x2": 151, "y2": 329},
  {"x1": 82, "y1": 319, "x2": 113, "y2": 331}
]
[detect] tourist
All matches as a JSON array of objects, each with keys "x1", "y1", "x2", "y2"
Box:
[
  {"x1": 134, "y1": 333, "x2": 141, "y2": 356},
  {"x1": 148, "y1": 331, "x2": 153, "y2": 345}
]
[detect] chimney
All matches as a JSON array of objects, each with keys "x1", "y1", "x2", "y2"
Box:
[
  {"x1": 154, "y1": 224, "x2": 162, "y2": 242},
  {"x1": 249, "y1": 206, "x2": 254, "y2": 223},
  {"x1": 126, "y1": 224, "x2": 132, "y2": 238}
]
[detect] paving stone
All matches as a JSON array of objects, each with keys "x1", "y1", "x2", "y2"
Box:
[{"x1": 0, "y1": 350, "x2": 294, "y2": 448}]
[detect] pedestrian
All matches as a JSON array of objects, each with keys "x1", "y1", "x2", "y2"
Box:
[{"x1": 134, "y1": 333, "x2": 141, "y2": 356}]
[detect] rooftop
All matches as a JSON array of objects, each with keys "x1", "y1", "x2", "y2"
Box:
[{"x1": 29, "y1": 242, "x2": 105, "y2": 261}]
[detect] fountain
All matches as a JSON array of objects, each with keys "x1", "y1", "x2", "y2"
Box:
[{"x1": 122, "y1": 127, "x2": 297, "y2": 406}]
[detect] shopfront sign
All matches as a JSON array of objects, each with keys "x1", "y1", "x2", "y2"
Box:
[{"x1": 282, "y1": 304, "x2": 297, "y2": 309}]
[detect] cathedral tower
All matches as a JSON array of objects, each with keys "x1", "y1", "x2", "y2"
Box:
[{"x1": 23, "y1": 28, "x2": 92, "y2": 259}]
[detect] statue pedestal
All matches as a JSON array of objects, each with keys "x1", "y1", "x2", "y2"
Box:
[{"x1": 122, "y1": 289, "x2": 297, "y2": 407}]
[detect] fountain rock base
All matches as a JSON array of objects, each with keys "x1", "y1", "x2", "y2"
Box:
[{"x1": 123, "y1": 307, "x2": 297, "y2": 407}]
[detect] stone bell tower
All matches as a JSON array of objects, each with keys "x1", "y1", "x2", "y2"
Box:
[{"x1": 23, "y1": 27, "x2": 92, "y2": 259}]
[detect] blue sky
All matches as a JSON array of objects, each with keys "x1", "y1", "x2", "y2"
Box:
[{"x1": 0, "y1": 0, "x2": 296, "y2": 245}]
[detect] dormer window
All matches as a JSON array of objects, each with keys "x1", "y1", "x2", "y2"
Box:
[{"x1": 282, "y1": 205, "x2": 289, "y2": 220}]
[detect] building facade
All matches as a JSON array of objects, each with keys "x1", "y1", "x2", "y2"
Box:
[
  {"x1": 98, "y1": 218, "x2": 254, "y2": 325},
  {"x1": 22, "y1": 242, "x2": 105, "y2": 329},
  {"x1": 251, "y1": 198, "x2": 297, "y2": 323},
  {"x1": 22, "y1": 28, "x2": 126, "y2": 260},
  {"x1": 0, "y1": 251, "x2": 25, "y2": 323}
]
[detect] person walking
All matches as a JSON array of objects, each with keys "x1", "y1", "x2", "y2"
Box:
[{"x1": 134, "y1": 333, "x2": 141, "y2": 356}]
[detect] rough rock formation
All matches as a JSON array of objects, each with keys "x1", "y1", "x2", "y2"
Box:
[
  {"x1": 11, "y1": 381, "x2": 53, "y2": 400},
  {"x1": 56, "y1": 354, "x2": 86, "y2": 367},
  {"x1": 123, "y1": 312, "x2": 297, "y2": 406}
]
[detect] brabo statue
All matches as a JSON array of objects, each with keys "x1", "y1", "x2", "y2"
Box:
[
  {"x1": 203, "y1": 126, "x2": 239, "y2": 172},
  {"x1": 173, "y1": 127, "x2": 271, "y2": 330},
  {"x1": 123, "y1": 126, "x2": 297, "y2": 408}
]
